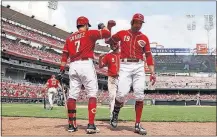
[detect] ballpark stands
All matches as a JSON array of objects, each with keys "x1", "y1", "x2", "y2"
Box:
[
  {"x1": 151, "y1": 76, "x2": 216, "y2": 89},
  {"x1": 1, "y1": 80, "x2": 45, "y2": 98},
  {"x1": 2, "y1": 20, "x2": 64, "y2": 48},
  {"x1": 154, "y1": 55, "x2": 215, "y2": 72},
  {"x1": 1, "y1": 5, "x2": 216, "y2": 106},
  {"x1": 2, "y1": 37, "x2": 62, "y2": 63},
  {"x1": 1, "y1": 79, "x2": 216, "y2": 102}
]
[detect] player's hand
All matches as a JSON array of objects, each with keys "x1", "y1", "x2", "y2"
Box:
[
  {"x1": 150, "y1": 73, "x2": 156, "y2": 85},
  {"x1": 107, "y1": 20, "x2": 116, "y2": 28},
  {"x1": 98, "y1": 23, "x2": 105, "y2": 30}
]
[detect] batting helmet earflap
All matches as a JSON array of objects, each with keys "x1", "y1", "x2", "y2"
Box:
[
  {"x1": 132, "y1": 13, "x2": 145, "y2": 23},
  {"x1": 76, "y1": 16, "x2": 91, "y2": 27}
]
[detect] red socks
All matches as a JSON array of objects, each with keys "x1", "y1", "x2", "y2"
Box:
[
  {"x1": 67, "y1": 97, "x2": 97, "y2": 126},
  {"x1": 67, "y1": 98, "x2": 76, "y2": 127},
  {"x1": 88, "y1": 97, "x2": 97, "y2": 125},
  {"x1": 135, "y1": 101, "x2": 144, "y2": 123}
]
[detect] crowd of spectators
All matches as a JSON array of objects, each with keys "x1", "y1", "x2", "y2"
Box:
[
  {"x1": 96, "y1": 91, "x2": 216, "y2": 101},
  {"x1": 1, "y1": 79, "x2": 215, "y2": 101},
  {"x1": 1, "y1": 80, "x2": 45, "y2": 98},
  {"x1": 154, "y1": 55, "x2": 216, "y2": 72},
  {"x1": 2, "y1": 20, "x2": 64, "y2": 48},
  {"x1": 144, "y1": 93, "x2": 216, "y2": 100},
  {"x1": 2, "y1": 37, "x2": 62, "y2": 63},
  {"x1": 2, "y1": 37, "x2": 107, "y2": 75},
  {"x1": 154, "y1": 55, "x2": 215, "y2": 64},
  {"x1": 2, "y1": 19, "x2": 216, "y2": 73},
  {"x1": 2, "y1": 36, "x2": 216, "y2": 74},
  {"x1": 152, "y1": 76, "x2": 216, "y2": 89}
]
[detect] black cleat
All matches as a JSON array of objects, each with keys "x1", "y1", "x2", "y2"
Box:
[
  {"x1": 110, "y1": 111, "x2": 118, "y2": 128},
  {"x1": 86, "y1": 124, "x2": 100, "y2": 134},
  {"x1": 134, "y1": 123, "x2": 147, "y2": 135},
  {"x1": 68, "y1": 124, "x2": 78, "y2": 132}
]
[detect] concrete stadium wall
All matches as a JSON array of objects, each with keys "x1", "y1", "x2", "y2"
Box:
[
  {"x1": 1, "y1": 97, "x2": 216, "y2": 106},
  {"x1": 1, "y1": 65, "x2": 8, "y2": 76}
]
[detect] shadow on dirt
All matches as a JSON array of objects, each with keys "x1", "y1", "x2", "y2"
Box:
[{"x1": 55, "y1": 119, "x2": 135, "y2": 132}]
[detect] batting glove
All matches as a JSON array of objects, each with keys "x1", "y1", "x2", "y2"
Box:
[
  {"x1": 107, "y1": 20, "x2": 116, "y2": 28},
  {"x1": 98, "y1": 23, "x2": 105, "y2": 30},
  {"x1": 150, "y1": 73, "x2": 156, "y2": 85}
]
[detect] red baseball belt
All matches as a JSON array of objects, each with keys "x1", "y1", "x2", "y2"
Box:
[{"x1": 70, "y1": 57, "x2": 92, "y2": 62}]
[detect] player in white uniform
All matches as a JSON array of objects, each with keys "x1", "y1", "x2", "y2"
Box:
[
  {"x1": 99, "y1": 43, "x2": 120, "y2": 119},
  {"x1": 105, "y1": 13, "x2": 156, "y2": 135},
  {"x1": 44, "y1": 75, "x2": 62, "y2": 110},
  {"x1": 59, "y1": 16, "x2": 113, "y2": 134}
]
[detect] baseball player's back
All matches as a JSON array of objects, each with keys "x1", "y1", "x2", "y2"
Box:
[
  {"x1": 59, "y1": 16, "x2": 111, "y2": 134},
  {"x1": 64, "y1": 30, "x2": 109, "y2": 61}
]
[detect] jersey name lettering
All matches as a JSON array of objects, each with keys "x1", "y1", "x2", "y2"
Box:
[{"x1": 70, "y1": 32, "x2": 85, "y2": 41}]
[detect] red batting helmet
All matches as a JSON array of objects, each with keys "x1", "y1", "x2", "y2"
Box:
[
  {"x1": 76, "y1": 16, "x2": 91, "y2": 27},
  {"x1": 132, "y1": 13, "x2": 145, "y2": 23}
]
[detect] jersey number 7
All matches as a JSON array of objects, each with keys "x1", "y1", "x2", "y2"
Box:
[{"x1": 75, "y1": 40, "x2": 80, "y2": 53}]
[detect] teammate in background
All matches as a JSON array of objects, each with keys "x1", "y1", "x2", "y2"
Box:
[
  {"x1": 196, "y1": 92, "x2": 201, "y2": 106},
  {"x1": 99, "y1": 42, "x2": 120, "y2": 119},
  {"x1": 44, "y1": 75, "x2": 62, "y2": 110},
  {"x1": 105, "y1": 13, "x2": 156, "y2": 135},
  {"x1": 59, "y1": 16, "x2": 112, "y2": 134}
]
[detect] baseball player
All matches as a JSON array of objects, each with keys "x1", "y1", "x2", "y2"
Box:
[
  {"x1": 44, "y1": 75, "x2": 62, "y2": 110},
  {"x1": 196, "y1": 92, "x2": 201, "y2": 106},
  {"x1": 98, "y1": 43, "x2": 120, "y2": 119},
  {"x1": 105, "y1": 13, "x2": 156, "y2": 135},
  {"x1": 59, "y1": 16, "x2": 112, "y2": 134}
]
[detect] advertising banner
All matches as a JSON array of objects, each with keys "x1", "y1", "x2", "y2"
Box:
[
  {"x1": 151, "y1": 48, "x2": 190, "y2": 53},
  {"x1": 196, "y1": 44, "x2": 208, "y2": 54}
]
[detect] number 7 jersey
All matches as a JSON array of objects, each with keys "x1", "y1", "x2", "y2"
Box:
[{"x1": 62, "y1": 29, "x2": 111, "y2": 62}]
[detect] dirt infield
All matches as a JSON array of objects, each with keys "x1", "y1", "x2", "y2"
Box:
[{"x1": 2, "y1": 117, "x2": 216, "y2": 136}]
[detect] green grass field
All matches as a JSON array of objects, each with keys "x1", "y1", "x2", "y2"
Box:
[{"x1": 1, "y1": 103, "x2": 216, "y2": 122}]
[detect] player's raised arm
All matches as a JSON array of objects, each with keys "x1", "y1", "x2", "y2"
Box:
[
  {"x1": 89, "y1": 23, "x2": 111, "y2": 41},
  {"x1": 105, "y1": 31, "x2": 121, "y2": 45},
  {"x1": 107, "y1": 20, "x2": 116, "y2": 32},
  {"x1": 104, "y1": 20, "x2": 117, "y2": 45}
]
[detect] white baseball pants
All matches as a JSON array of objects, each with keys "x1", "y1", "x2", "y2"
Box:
[
  {"x1": 116, "y1": 61, "x2": 145, "y2": 102},
  {"x1": 48, "y1": 87, "x2": 57, "y2": 107},
  {"x1": 108, "y1": 76, "x2": 118, "y2": 116},
  {"x1": 68, "y1": 59, "x2": 98, "y2": 100}
]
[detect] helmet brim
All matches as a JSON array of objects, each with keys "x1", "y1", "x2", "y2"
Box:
[{"x1": 132, "y1": 19, "x2": 145, "y2": 23}]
